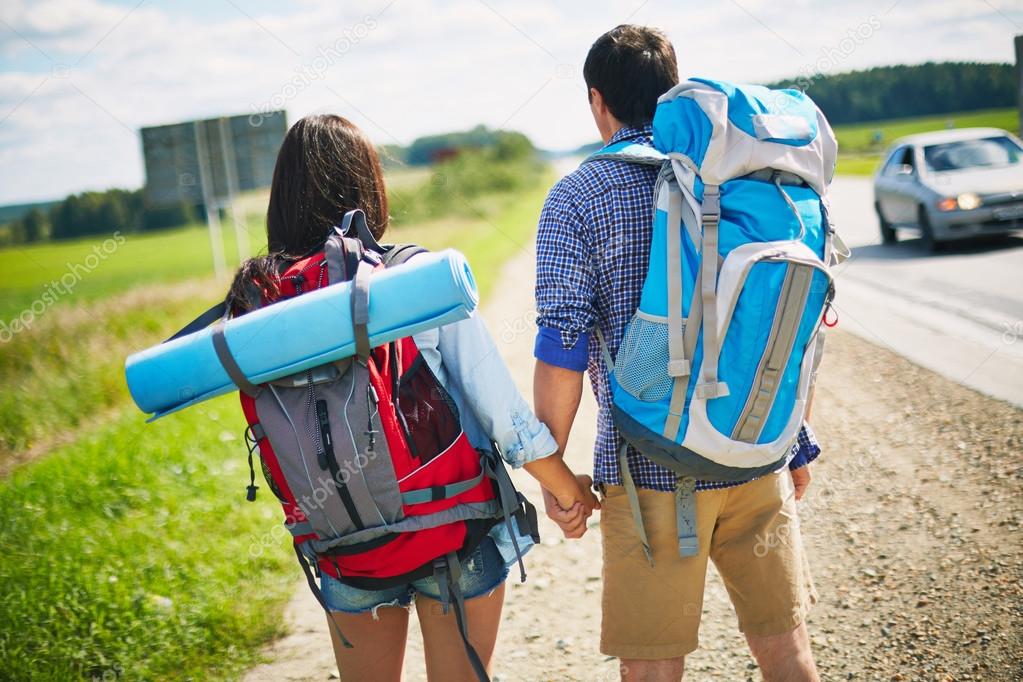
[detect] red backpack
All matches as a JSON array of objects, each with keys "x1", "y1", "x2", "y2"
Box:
[
  {"x1": 214, "y1": 211, "x2": 536, "y2": 681},
  {"x1": 163, "y1": 210, "x2": 536, "y2": 679}
]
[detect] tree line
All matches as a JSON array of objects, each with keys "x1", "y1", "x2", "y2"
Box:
[
  {"x1": 1, "y1": 189, "x2": 196, "y2": 246},
  {"x1": 770, "y1": 62, "x2": 1015, "y2": 125},
  {"x1": 388, "y1": 127, "x2": 543, "y2": 224},
  {"x1": 382, "y1": 125, "x2": 528, "y2": 167}
]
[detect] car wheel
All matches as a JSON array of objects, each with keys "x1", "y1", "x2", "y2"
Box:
[
  {"x1": 917, "y1": 205, "x2": 941, "y2": 253},
  {"x1": 875, "y1": 202, "x2": 897, "y2": 245}
]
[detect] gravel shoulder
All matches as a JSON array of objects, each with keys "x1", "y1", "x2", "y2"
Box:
[{"x1": 243, "y1": 250, "x2": 1022, "y2": 682}]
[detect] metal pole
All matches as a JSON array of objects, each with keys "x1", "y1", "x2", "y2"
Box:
[
  {"x1": 1015, "y1": 35, "x2": 1022, "y2": 136},
  {"x1": 218, "y1": 116, "x2": 249, "y2": 262},
  {"x1": 194, "y1": 120, "x2": 226, "y2": 280}
]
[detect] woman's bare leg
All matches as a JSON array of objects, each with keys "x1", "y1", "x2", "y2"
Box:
[
  {"x1": 415, "y1": 582, "x2": 505, "y2": 681},
  {"x1": 327, "y1": 605, "x2": 410, "y2": 682}
]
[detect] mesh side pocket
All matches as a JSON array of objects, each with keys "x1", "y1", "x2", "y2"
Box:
[
  {"x1": 614, "y1": 315, "x2": 674, "y2": 402},
  {"x1": 398, "y1": 356, "x2": 461, "y2": 464}
]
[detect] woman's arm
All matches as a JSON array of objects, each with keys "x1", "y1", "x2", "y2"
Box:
[{"x1": 418, "y1": 311, "x2": 594, "y2": 510}]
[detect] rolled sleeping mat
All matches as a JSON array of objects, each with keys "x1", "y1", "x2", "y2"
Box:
[{"x1": 125, "y1": 248, "x2": 479, "y2": 420}]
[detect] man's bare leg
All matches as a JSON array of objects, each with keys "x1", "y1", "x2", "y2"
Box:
[
  {"x1": 745, "y1": 622, "x2": 818, "y2": 682},
  {"x1": 619, "y1": 657, "x2": 685, "y2": 682}
]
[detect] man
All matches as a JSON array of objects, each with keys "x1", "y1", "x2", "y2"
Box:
[{"x1": 532, "y1": 25, "x2": 822, "y2": 682}]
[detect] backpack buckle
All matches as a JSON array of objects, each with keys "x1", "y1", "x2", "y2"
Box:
[
  {"x1": 701, "y1": 187, "x2": 721, "y2": 216},
  {"x1": 667, "y1": 359, "x2": 690, "y2": 377},
  {"x1": 694, "y1": 381, "x2": 729, "y2": 400}
]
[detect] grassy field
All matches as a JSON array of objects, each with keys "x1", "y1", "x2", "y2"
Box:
[
  {"x1": 0, "y1": 167, "x2": 552, "y2": 680},
  {"x1": 0, "y1": 161, "x2": 537, "y2": 323},
  {"x1": 834, "y1": 107, "x2": 1019, "y2": 176},
  {"x1": 0, "y1": 222, "x2": 242, "y2": 323},
  {"x1": 0, "y1": 397, "x2": 295, "y2": 680}
]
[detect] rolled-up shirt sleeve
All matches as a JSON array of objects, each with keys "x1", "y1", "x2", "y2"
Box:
[
  {"x1": 788, "y1": 422, "x2": 822, "y2": 470},
  {"x1": 534, "y1": 178, "x2": 595, "y2": 372},
  {"x1": 431, "y1": 313, "x2": 558, "y2": 469}
]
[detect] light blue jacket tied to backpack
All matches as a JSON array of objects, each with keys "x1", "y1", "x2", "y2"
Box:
[{"x1": 587, "y1": 78, "x2": 849, "y2": 563}]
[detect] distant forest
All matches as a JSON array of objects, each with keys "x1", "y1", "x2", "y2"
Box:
[
  {"x1": 768, "y1": 62, "x2": 1015, "y2": 125},
  {"x1": 0, "y1": 189, "x2": 195, "y2": 247},
  {"x1": 380, "y1": 125, "x2": 531, "y2": 167}
]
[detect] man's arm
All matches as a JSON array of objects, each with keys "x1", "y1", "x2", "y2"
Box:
[
  {"x1": 532, "y1": 177, "x2": 598, "y2": 537},
  {"x1": 533, "y1": 359, "x2": 591, "y2": 538}
]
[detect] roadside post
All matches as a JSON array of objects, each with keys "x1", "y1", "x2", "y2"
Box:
[{"x1": 1015, "y1": 35, "x2": 1022, "y2": 135}]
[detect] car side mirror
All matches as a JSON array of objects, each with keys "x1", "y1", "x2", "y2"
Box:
[{"x1": 896, "y1": 164, "x2": 914, "y2": 176}]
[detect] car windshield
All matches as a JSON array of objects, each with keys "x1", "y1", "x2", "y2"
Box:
[{"x1": 923, "y1": 136, "x2": 1023, "y2": 172}]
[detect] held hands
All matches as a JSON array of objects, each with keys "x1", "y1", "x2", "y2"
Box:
[
  {"x1": 575, "y1": 474, "x2": 601, "y2": 512},
  {"x1": 543, "y1": 474, "x2": 600, "y2": 540}
]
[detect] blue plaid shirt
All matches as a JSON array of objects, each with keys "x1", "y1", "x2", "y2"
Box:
[{"x1": 533, "y1": 124, "x2": 821, "y2": 492}]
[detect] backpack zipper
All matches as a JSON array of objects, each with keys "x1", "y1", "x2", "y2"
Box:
[
  {"x1": 731, "y1": 263, "x2": 813, "y2": 443},
  {"x1": 307, "y1": 372, "x2": 365, "y2": 530}
]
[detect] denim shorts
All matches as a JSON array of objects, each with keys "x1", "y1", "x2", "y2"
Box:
[{"x1": 320, "y1": 537, "x2": 509, "y2": 615}]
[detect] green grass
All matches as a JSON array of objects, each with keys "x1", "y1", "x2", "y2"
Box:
[
  {"x1": 0, "y1": 166, "x2": 552, "y2": 680},
  {"x1": 0, "y1": 280, "x2": 216, "y2": 458},
  {"x1": 0, "y1": 222, "x2": 249, "y2": 323},
  {"x1": 0, "y1": 156, "x2": 543, "y2": 323},
  {"x1": 834, "y1": 107, "x2": 1019, "y2": 176},
  {"x1": 835, "y1": 154, "x2": 885, "y2": 176},
  {"x1": 0, "y1": 397, "x2": 295, "y2": 680}
]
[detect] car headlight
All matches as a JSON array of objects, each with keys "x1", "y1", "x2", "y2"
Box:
[{"x1": 957, "y1": 192, "x2": 982, "y2": 210}]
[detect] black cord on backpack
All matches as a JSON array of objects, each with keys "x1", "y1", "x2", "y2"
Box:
[{"x1": 244, "y1": 426, "x2": 260, "y2": 502}]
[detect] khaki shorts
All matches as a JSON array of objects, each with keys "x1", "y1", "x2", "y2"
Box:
[{"x1": 600, "y1": 472, "x2": 817, "y2": 660}]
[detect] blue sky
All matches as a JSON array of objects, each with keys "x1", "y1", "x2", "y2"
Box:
[{"x1": 0, "y1": 0, "x2": 1020, "y2": 204}]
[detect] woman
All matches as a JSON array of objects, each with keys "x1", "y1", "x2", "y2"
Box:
[{"x1": 229, "y1": 114, "x2": 596, "y2": 681}]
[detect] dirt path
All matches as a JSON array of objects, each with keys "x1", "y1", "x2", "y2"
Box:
[{"x1": 243, "y1": 250, "x2": 1022, "y2": 681}]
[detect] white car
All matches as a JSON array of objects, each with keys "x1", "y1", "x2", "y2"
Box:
[{"x1": 873, "y1": 127, "x2": 1023, "y2": 250}]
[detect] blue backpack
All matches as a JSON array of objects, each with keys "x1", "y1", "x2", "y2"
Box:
[{"x1": 587, "y1": 78, "x2": 848, "y2": 561}]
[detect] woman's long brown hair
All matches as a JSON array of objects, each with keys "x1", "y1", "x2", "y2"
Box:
[{"x1": 228, "y1": 114, "x2": 388, "y2": 311}]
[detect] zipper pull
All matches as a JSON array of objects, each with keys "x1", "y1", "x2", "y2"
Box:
[
  {"x1": 823, "y1": 303, "x2": 839, "y2": 328},
  {"x1": 315, "y1": 400, "x2": 332, "y2": 470},
  {"x1": 365, "y1": 385, "x2": 378, "y2": 451}
]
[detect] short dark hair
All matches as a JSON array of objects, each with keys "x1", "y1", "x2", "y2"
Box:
[{"x1": 583, "y1": 25, "x2": 678, "y2": 127}]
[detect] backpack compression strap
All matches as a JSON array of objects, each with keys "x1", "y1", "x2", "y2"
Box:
[{"x1": 434, "y1": 552, "x2": 492, "y2": 682}]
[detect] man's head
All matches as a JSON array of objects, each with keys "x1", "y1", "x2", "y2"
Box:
[{"x1": 583, "y1": 25, "x2": 678, "y2": 143}]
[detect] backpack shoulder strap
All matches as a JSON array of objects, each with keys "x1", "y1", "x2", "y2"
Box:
[
  {"x1": 324, "y1": 233, "x2": 368, "y2": 286},
  {"x1": 382, "y1": 243, "x2": 428, "y2": 268},
  {"x1": 165, "y1": 299, "x2": 228, "y2": 343},
  {"x1": 583, "y1": 141, "x2": 667, "y2": 167},
  {"x1": 160, "y1": 296, "x2": 261, "y2": 398}
]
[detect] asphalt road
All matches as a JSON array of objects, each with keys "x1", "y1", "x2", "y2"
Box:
[{"x1": 826, "y1": 176, "x2": 1023, "y2": 407}]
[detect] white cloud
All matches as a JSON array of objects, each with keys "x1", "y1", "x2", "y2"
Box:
[{"x1": 0, "y1": 0, "x2": 1018, "y2": 203}]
